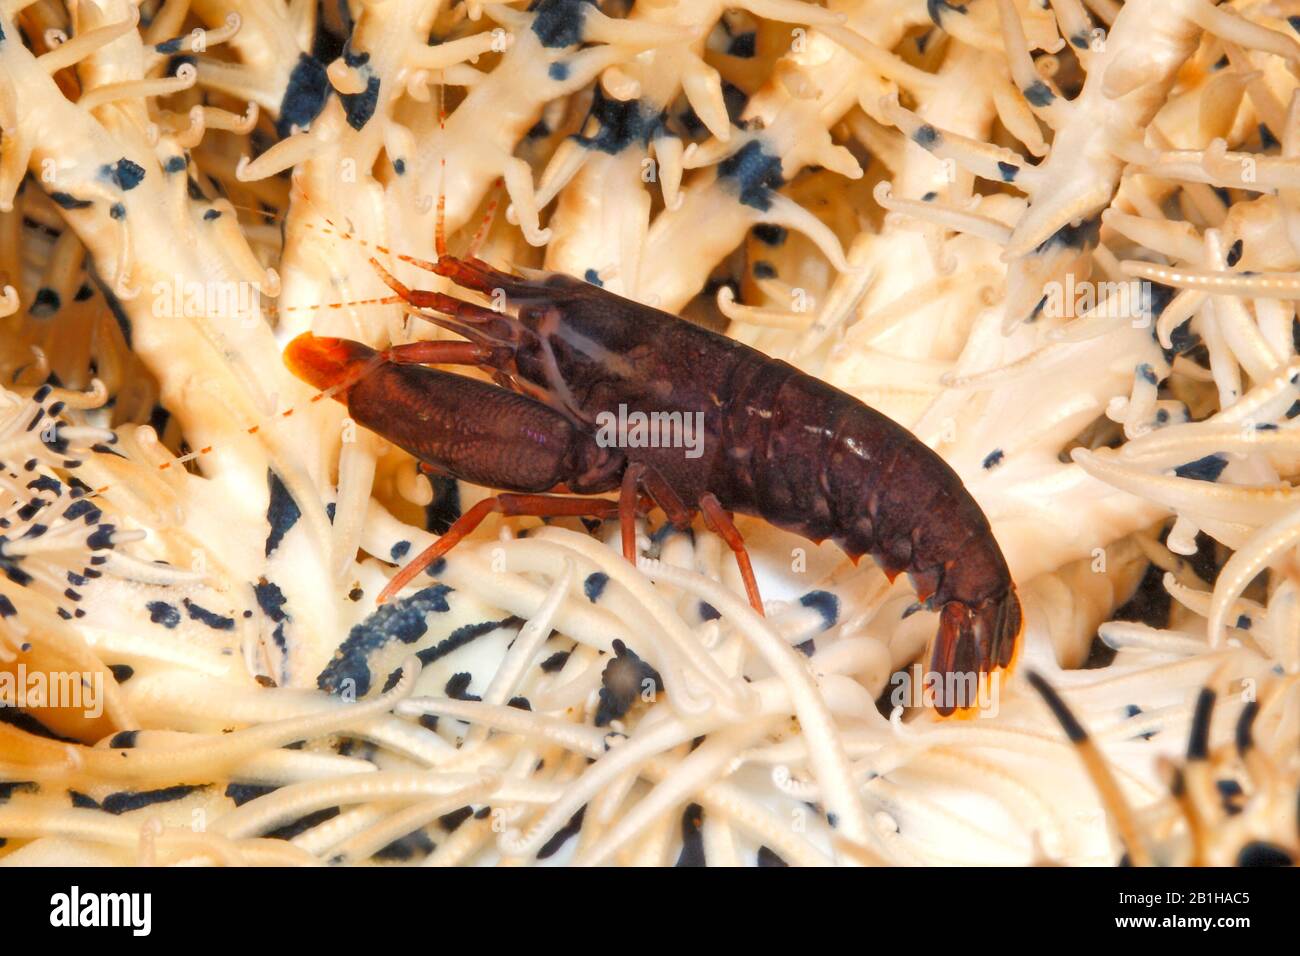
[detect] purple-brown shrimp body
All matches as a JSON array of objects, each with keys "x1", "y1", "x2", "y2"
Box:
[{"x1": 292, "y1": 256, "x2": 1023, "y2": 714}]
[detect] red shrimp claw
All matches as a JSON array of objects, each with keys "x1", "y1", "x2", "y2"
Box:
[
  {"x1": 930, "y1": 590, "x2": 1023, "y2": 717},
  {"x1": 283, "y1": 333, "x2": 381, "y2": 397}
]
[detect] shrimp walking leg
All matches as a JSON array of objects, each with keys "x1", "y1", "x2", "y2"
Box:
[
  {"x1": 617, "y1": 462, "x2": 696, "y2": 564},
  {"x1": 699, "y1": 492, "x2": 764, "y2": 616},
  {"x1": 381, "y1": 341, "x2": 496, "y2": 367}
]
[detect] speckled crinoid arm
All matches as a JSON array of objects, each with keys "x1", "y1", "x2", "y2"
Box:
[
  {"x1": 883, "y1": 0, "x2": 1300, "y2": 328},
  {"x1": 240, "y1": 1, "x2": 682, "y2": 247},
  {"x1": 636, "y1": 0, "x2": 925, "y2": 311},
  {"x1": 538, "y1": 0, "x2": 846, "y2": 299},
  {"x1": 0, "y1": 0, "x2": 337, "y2": 683}
]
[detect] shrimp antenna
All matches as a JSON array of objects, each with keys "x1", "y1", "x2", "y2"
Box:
[
  {"x1": 62, "y1": 341, "x2": 386, "y2": 501},
  {"x1": 436, "y1": 72, "x2": 449, "y2": 260}
]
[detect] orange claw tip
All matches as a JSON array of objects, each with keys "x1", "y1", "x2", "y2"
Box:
[
  {"x1": 282, "y1": 332, "x2": 378, "y2": 396},
  {"x1": 928, "y1": 591, "x2": 1024, "y2": 718}
]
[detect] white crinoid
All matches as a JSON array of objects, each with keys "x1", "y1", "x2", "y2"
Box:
[{"x1": 0, "y1": 0, "x2": 1295, "y2": 867}]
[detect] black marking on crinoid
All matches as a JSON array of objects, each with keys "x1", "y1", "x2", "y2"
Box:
[
  {"x1": 753, "y1": 224, "x2": 787, "y2": 246},
  {"x1": 264, "y1": 470, "x2": 302, "y2": 556},
  {"x1": 28, "y1": 474, "x2": 61, "y2": 496},
  {"x1": 16, "y1": 499, "x2": 46, "y2": 522},
  {"x1": 341, "y1": 74, "x2": 381, "y2": 130},
  {"x1": 109, "y1": 664, "x2": 134, "y2": 683},
  {"x1": 757, "y1": 845, "x2": 789, "y2": 866},
  {"x1": 1187, "y1": 688, "x2": 1215, "y2": 760},
  {"x1": 927, "y1": 0, "x2": 967, "y2": 26},
  {"x1": 1226, "y1": 239, "x2": 1244, "y2": 267},
  {"x1": 1112, "y1": 562, "x2": 1171, "y2": 633},
  {"x1": 1034, "y1": 216, "x2": 1101, "y2": 255},
  {"x1": 675, "y1": 803, "x2": 706, "y2": 867},
  {"x1": 417, "y1": 619, "x2": 511, "y2": 668},
  {"x1": 1160, "y1": 312, "x2": 1198, "y2": 364},
  {"x1": 224, "y1": 782, "x2": 275, "y2": 806},
  {"x1": 0, "y1": 782, "x2": 38, "y2": 803},
  {"x1": 536, "y1": 805, "x2": 586, "y2": 859},
  {"x1": 728, "y1": 32, "x2": 756, "y2": 58},
  {"x1": 374, "y1": 828, "x2": 436, "y2": 862},
  {"x1": 799, "y1": 590, "x2": 839, "y2": 629},
  {"x1": 30, "y1": 288, "x2": 60, "y2": 317},
  {"x1": 316, "y1": 585, "x2": 453, "y2": 696},
  {"x1": 49, "y1": 191, "x2": 93, "y2": 210},
  {"x1": 439, "y1": 806, "x2": 473, "y2": 833},
  {"x1": 1026, "y1": 670, "x2": 1087, "y2": 743},
  {"x1": 1235, "y1": 700, "x2": 1259, "y2": 756},
  {"x1": 183, "y1": 598, "x2": 235, "y2": 631},
  {"x1": 583, "y1": 572, "x2": 608, "y2": 602},
  {"x1": 277, "y1": 53, "x2": 331, "y2": 137},
  {"x1": 539, "y1": 649, "x2": 571, "y2": 673},
  {"x1": 267, "y1": 807, "x2": 341, "y2": 841},
  {"x1": 1174, "y1": 454, "x2": 1228, "y2": 483},
  {"x1": 573, "y1": 86, "x2": 666, "y2": 155},
  {"x1": 1237, "y1": 841, "x2": 1294, "y2": 867},
  {"x1": 254, "y1": 577, "x2": 291, "y2": 659},
  {"x1": 721, "y1": 81, "x2": 750, "y2": 128},
  {"x1": 1023, "y1": 81, "x2": 1056, "y2": 107},
  {"x1": 0, "y1": 704, "x2": 79, "y2": 741},
  {"x1": 594, "y1": 639, "x2": 663, "y2": 726},
  {"x1": 63, "y1": 500, "x2": 102, "y2": 524},
  {"x1": 913, "y1": 124, "x2": 940, "y2": 148},
  {"x1": 102, "y1": 158, "x2": 146, "y2": 191},
  {"x1": 444, "y1": 672, "x2": 480, "y2": 702},
  {"x1": 531, "y1": 0, "x2": 595, "y2": 49},
  {"x1": 718, "y1": 140, "x2": 785, "y2": 211},
  {"x1": 69, "y1": 790, "x2": 100, "y2": 809},
  {"x1": 102, "y1": 784, "x2": 204, "y2": 815},
  {"x1": 146, "y1": 600, "x2": 181, "y2": 628},
  {"x1": 90, "y1": 272, "x2": 134, "y2": 347}
]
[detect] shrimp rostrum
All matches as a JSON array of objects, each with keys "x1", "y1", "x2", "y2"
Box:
[{"x1": 284, "y1": 250, "x2": 1023, "y2": 715}]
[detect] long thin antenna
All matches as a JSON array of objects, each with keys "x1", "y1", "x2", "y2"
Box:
[{"x1": 436, "y1": 72, "x2": 449, "y2": 259}]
